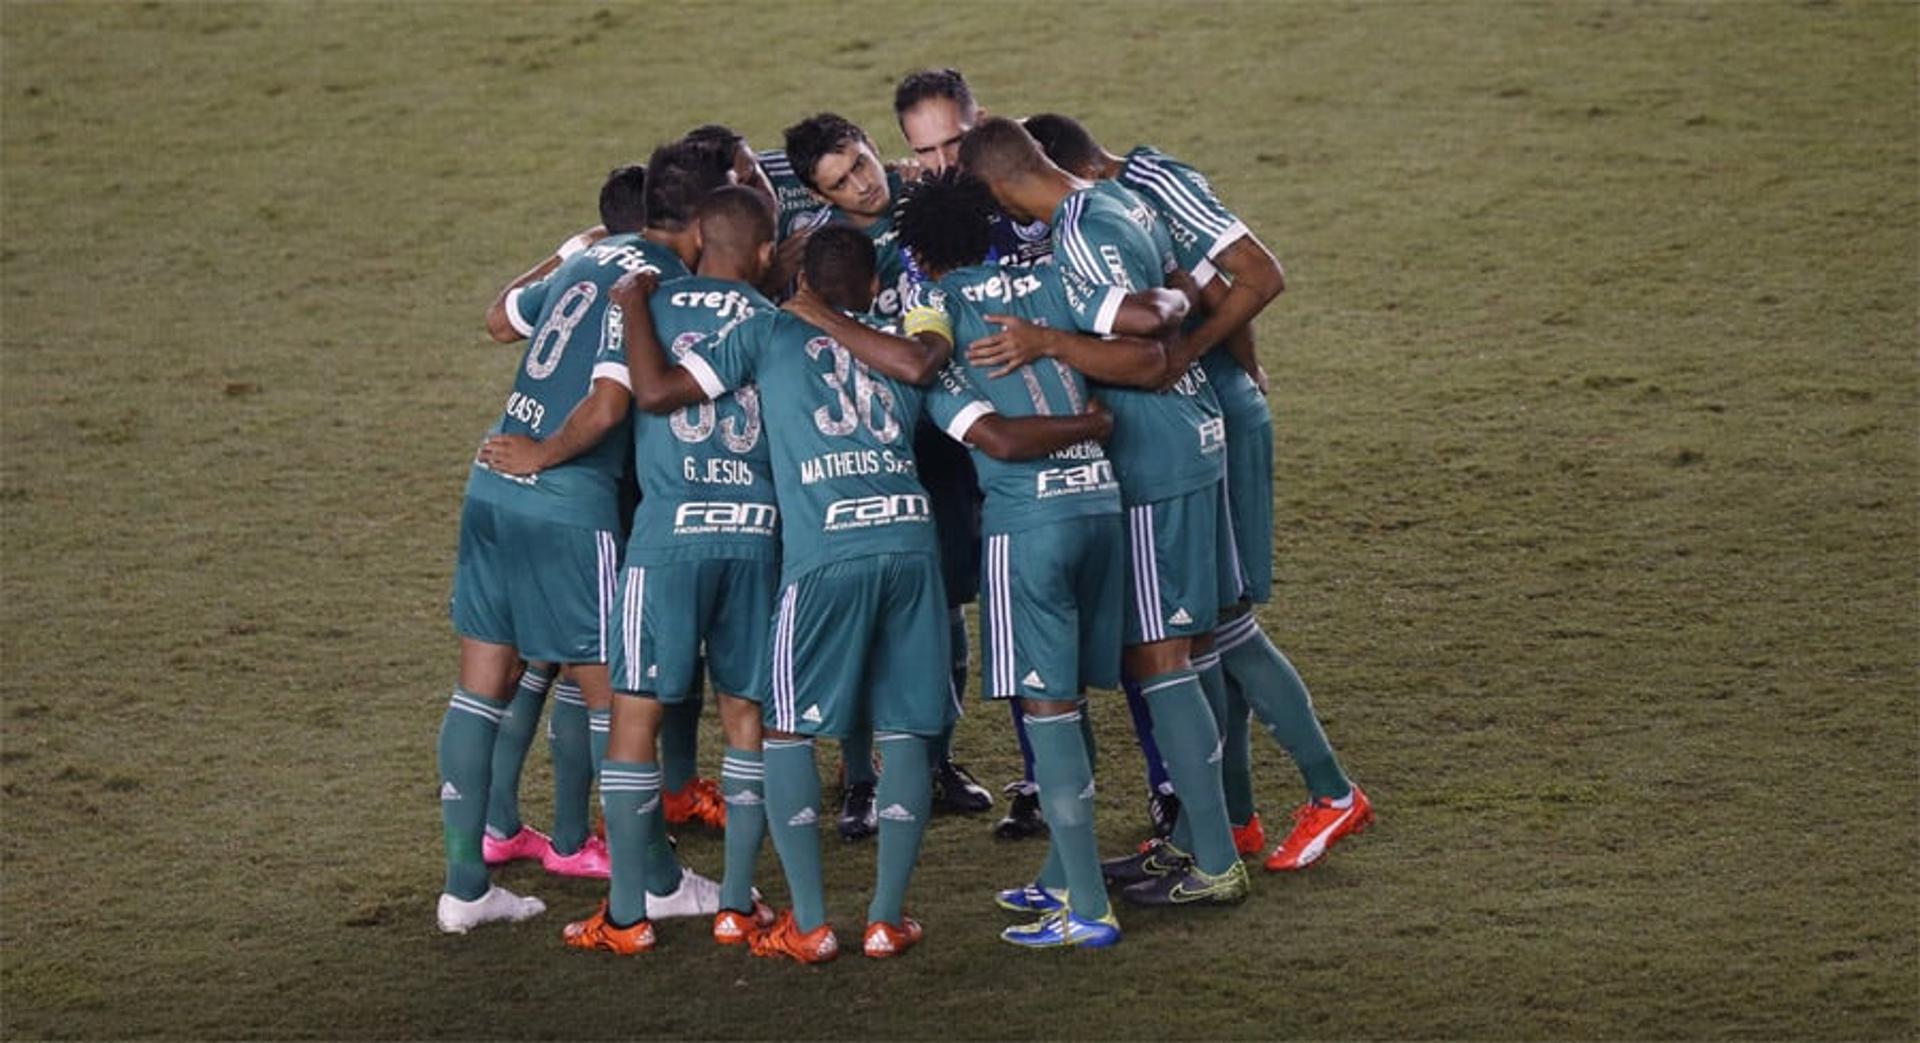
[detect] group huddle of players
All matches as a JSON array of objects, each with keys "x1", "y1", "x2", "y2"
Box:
[{"x1": 434, "y1": 68, "x2": 1371, "y2": 961}]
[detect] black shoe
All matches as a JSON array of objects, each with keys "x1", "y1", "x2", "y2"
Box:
[
  {"x1": 1120, "y1": 859, "x2": 1250, "y2": 907},
  {"x1": 1148, "y1": 790, "x2": 1182, "y2": 841},
  {"x1": 993, "y1": 782, "x2": 1048, "y2": 840},
  {"x1": 931, "y1": 759, "x2": 994, "y2": 814},
  {"x1": 838, "y1": 780, "x2": 877, "y2": 841},
  {"x1": 1100, "y1": 837, "x2": 1192, "y2": 887}
]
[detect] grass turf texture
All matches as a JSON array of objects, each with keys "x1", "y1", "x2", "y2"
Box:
[{"x1": 3, "y1": 2, "x2": 1914, "y2": 1039}]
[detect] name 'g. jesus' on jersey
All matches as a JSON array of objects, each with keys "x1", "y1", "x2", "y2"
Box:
[{"x1": 680, "y1": 308, "x2": 973, "y2": 585}]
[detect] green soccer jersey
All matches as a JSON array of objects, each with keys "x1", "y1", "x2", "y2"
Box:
[
  {"x1": 903, "y1": 263, "x2": 1122, "y2": 535},
  {"x1": 1050, "y1": 181, "x2": 1225, "y2": 505},
  {"x1": 682, "y1": 307, "x2": 944, "y2": 584},
  {"x1": 467, "y1": 234, "x2": 690, "y2": 530},
  {"x1": 1118, "y1": 146, "x2": 1268, "y2": 429},
  {"x1": 596, "y1": 275, "x2": 779, "y2": 565},
  {"x1": 757, "y1": 149, "x2": 833, "y2": 243}
]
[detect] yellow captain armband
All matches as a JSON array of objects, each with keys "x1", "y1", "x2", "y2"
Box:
[{"x1": 903, "y1": 306, "x2": 952, "y2": 342}]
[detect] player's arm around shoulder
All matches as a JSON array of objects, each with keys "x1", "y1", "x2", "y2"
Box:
[
  {"x1": 783, "y1": 279, "x2": 952, "y2": 385},
  {"x1": 609, "y1": 271, "x2": 711, "y2": 415},
  {"x1": 484, "y1": 225, "x2": 609, "y2": 343}
]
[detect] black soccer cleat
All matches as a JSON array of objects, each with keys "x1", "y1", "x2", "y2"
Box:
[
  {"x1": 993, "y1": 782, "x2": 1048, "y2": 840},
  {"x1": 1100, "y1": 837, "x2": 1192, "y2": 888},
  {"x1": 1148, "y1": 790, "x2": 1182, "y2": 842},
  {"x1": 1119, "y1": 860, "x2": 1250, "y2": 907},
  {"x1": 838, "y1": 780, "x2": 877, "y2": 841},
  {"x1": 931, "y1": 759, "x2": 994, "y2": 814}
]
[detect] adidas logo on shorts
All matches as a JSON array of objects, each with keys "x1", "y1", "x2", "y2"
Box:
[
  {"x1": 439, "y1": 782, "x2": 461, "y2": 801},
  {"x1": 788, "y1": 806, "x2": 818, "y2": 827},
  {"x1": 802, "y1": 705, "x2": 823, "y2": 724},
  {"x1": 1022, "y1": 670, "x2": 1045, "y2": 690},
  {"x1": 1169, "y1": 607, "x2": 1193, "y2": 626},
  {"x1": 877, "y1": 803, "x2": 916, "y2": 823}
]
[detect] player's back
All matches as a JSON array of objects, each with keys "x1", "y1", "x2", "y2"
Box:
[
  {"x1": 1117, "y1": 146, "x2": 1267, "y2": 430},
  {"x1": 1049, "y1": 182, "x2": 1224, "y2": 506},
  {"x1": 470, "y1": 234, "x2": 689, "y2": 530},
  {"x1": 620, "y1": 275, "x2": 780, "y2": 564},
  {"x1": 915, "y1": 263, "x2": 1120, "y2": 534},
  {"x1": 689, "y1": 308, "x2": 937, "y2": 583}
]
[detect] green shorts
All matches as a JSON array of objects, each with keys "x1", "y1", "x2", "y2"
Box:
[
  {"x1": 450, "y1": 497, "x2": 619, "y2": 664},
  {"x1": 609, "y1": 557, "x2": 778, "y2": 703},
  {"x1": 768, "y1": 552, "x2": 953, "y2": 739},
  {"x1": 1123, "y1": 486, "x2": 1225, "y2": 646},
  {"x1": 980, "y1": 514, "x2": 1125, "y2": 701},
  {"x1": 1222, "y1": 414, "x2": 1274, "y2": 605}
]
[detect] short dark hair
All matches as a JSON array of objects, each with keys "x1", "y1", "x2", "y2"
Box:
[
  {"x1": 783, "y1": 112, "x2": 868, "y2": 193},
  {"x1": 643, "y1": 139, "x2": 731, "y2": 231},
  {"x1": 1023, "y1": 113, "x2": 1103, "y2": 178},
  {"x1": 957, "y1": 116, "x2": 1048, "y2": 185},
  {"x1": 896, "y1": 171, "x2": 996, "y2": 276},
  {"x1": 683, "y1": 123, "x2": 744, "y2": 151},
  {"x1": 598, "y1": 165, "x2": 648, "y2": 234},
  {"x1": 694, "y1": 184, "x2": 775, "y2": 256},
  {"x1": 893, "y1": 67, "x2": 975, "y2": 119},
  {"x1": 802, "y1": 225, "x2": 877, "y2": 310}
]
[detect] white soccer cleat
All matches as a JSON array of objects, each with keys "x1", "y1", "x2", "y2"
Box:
[
  {"x1": 644, "y1": 867, "x2": 722, "y2": 919},
  {"x1": 436, "y1": 885, "x2": 546, "y2": 934}
]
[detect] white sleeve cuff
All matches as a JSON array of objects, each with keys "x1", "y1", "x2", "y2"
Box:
[
  {"x1": 944, "y1": 400, "x2": 996, "y2": 443},
  {"x1": 1206, "y1": 220, "x2": 1249, "y2": 260},
  {"x1": 678, "y1": 351, "x2": 727, "y2": 399},
  {"x1": 1091, "y1": 286, "x2": 1125, "y2": 336},
  {"x1": 504, "y1": 288, "x2": 535, "y2": 338},
  {"x1": 591, "y1": 361, "x2": 631, "y2": 390}
]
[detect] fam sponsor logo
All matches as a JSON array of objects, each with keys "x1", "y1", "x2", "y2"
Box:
[
  {"x1": 822, "y1": 492, "x2": 930, "y2": 532},
  {"x1": 672, "y1": 501, "x2": 778, "y2": 536},
  {"x1": 1035, "y1": 459, "x2": 1116, "y2": 499}
]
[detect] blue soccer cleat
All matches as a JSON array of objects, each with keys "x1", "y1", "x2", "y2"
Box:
[
  {"x1": 1000, "y1": 908, "x2": 1122, "y2": 950},
  {"x1": 994, "y1": 883, "x2": 1068, "y2": 914}
]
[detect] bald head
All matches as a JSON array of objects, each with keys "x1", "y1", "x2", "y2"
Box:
[{"x1": 957, "y1": 115, "x2": 1051, "y2": 186}]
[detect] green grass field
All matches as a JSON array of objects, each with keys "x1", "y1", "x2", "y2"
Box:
[{"x1": 3, "y1": 2, "x2": 1915, "y2": 1039}]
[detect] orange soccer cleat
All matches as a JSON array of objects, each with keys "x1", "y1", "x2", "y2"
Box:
[
  {"x1": 712, "y1": 900, "x2": 777, "y2": 946},
  {"x1": 1264, "y1": 785, "x2": 1373, "y2": 872},
  {"x1": 561, "y1": 900, "x2": 655, "y2": 955},
  {"x1": 748, "y1": 909, "x2": 839, "y2": 964},
  {"x1": 1232, "y1": 813, "x2": 1267, "y2": 857},
  {"x1": 663, "y1": 777, "x2": 728, "y2": 829},
  {"x1": 862, "y1": 916, "x2": 924, "y2": 959}
]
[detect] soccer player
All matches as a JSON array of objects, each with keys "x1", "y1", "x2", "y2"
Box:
[
  {"x1": 960, "y1": 117, "x2": 1249, "y2": 906},
  {"x1": 434, "y1": 163, "x2": 671, "y2": 933},
  {"x1": 1026, "y1": 113, "x2": 1373, "y2": 870},
  {"x1": 868, "y1": 171, "x2": 1185, "y2": 946},
  {"x1": 892, "y1": 69, "x2": 1054, "y2": 839},
  {"x1": 496, "y1": 186, "x2": 785, "y2": 955},
  {"x1": 784, "y1": 112, "x2": 994, "y2": 834}
]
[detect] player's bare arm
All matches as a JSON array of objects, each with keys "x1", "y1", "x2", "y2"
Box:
[
  {"x1": 966, "y1": 311, "x2": 1170, "y2": 386},
  {"x1": 963, "y1": 399, "x2": 1112, "y2": 462},
  {"x1": 1158, "y1": 234, "x2": 1283, "y2": 382},
  {"x1": 608, "y1": 271, "x2": 709, "y2": 414},
  {"x1": 784, "y1": 280, "x2": 951, "y2": 385},
  {"x1": 484, "y1": 225, "x2": 609, "y2": 343},
  {"x1": 479, "y1": 377, "x2": 631, "y2": 476}
]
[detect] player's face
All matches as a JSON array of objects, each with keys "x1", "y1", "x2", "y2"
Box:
[
  {"x1": 900, "y1": 97, "x2": 974, "y2": 176},
  {"x1": 981, "y1": 177, "x2": 1036, "y2": 223},
  {"x1": 809, "y1": 141, "x2": 890, "y2": 218}
]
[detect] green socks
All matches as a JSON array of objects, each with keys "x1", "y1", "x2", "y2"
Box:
[
  {"x1": 1027, "y1": 710, "x2": 1108, "y2": 920},
  {"x1": 1218, "y1": 616, "x2": 1351, "y2": 800},
  {"x1": 661, "y1": 692, "x2": 703, "y2": 794},
  {"x1": 1221, "y1": 677, "x2": 1256, "y2": 827},
  {"x1": 867, "y1": 732, "x2": 931, "y2": 927},
  {"x1": 548, "y1": 682, "x2": 592, "y2": 855},
  {"x1": 587, "y1": 707, "x2": 610, "y2": 777},
  {"x1": 438, "y1": 686, "x2": 507, "y2": 900},
  {"x1": 1139, "y1": 669, "x2": 1237, "y2": 874},
  {"x1": 763, "y1": 737, "x2": 828, "y2": 932},
  {"x1": 485, "y1": 664, "x2": 551, "y2": 838},
  {"x1": 600, "y1": 759, "x2": 660, "y2": 926},
  {"x1": 719, "y1": 747, "x2": 766, "y2": 914}
]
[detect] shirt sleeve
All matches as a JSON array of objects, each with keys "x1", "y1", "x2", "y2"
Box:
[
  {"x1": 591, "y1": 301, "x2": 630, "y2": 390},
  {"x1": 1126, "y1": 153, "x2": 1250, "y2": 286},
  {"x1": 504, "y1": 275, "x2": 552, "y2": 338},
  {"x1": 922, "y1": 362, "x2": 997, "y2": 443},
  {"x1": 681, "y1": 309, "x2": 767, "y2": 398},
  {"x1": 1055, "y1": 199, "x2": 1154, "y2": 335},
  {"x1": 901, "y1": 282, "x2": 955, "y2": 345}
]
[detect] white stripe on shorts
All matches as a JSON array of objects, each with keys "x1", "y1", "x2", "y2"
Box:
[
  {"x1": 986, "y1": 533, "x2": 1013, "y2": 697},
  {"x1": 596, "y1": 531, "x2": 617, "y2": 661},
  {"x1": 772, "y1": 584, "x2": 798, "y2": 732},
  {"x1": 622, "y1": 566, "x2": 647, "y2": 692},
  {"x1": 1128, "y1": 505, "x2": 1164, "y2": 643}
]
